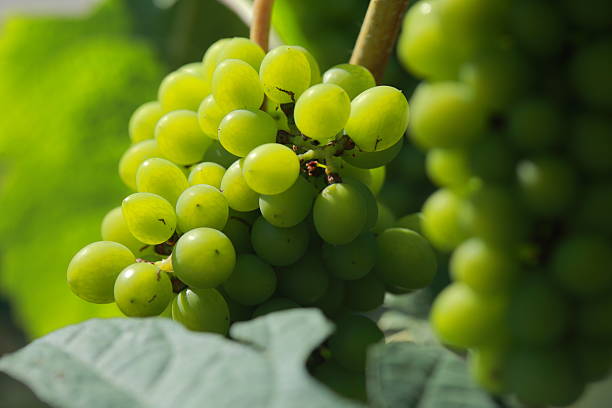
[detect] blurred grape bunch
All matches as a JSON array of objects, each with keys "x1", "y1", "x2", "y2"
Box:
[{"x1": 0, "y1": 0, "x2": 167, "y2": 337}]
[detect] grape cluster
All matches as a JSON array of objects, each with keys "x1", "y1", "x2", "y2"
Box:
[
  {"x1": 66, "y1": 37, "x2": 437, "y2": 395},
  {"x1": 399, "y1": 0, "x2": 612, "y2": 405}
]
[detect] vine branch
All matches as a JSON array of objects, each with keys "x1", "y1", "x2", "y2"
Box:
[
  {"x1": 250, "y1": 0, "x2": 276, "y2": 51},
  {"x1": 216, "y1": 0, "x2": 282, "y2": 49},
  {"x1": 350, "y1": 0, "x2": 410, "y2": 83}
]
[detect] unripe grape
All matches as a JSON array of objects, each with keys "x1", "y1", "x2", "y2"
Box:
[
  {"x1": 259, "y1": 45, "x2": 311, "y2": 103},
  {"x1": 251, "y1": 217, "x2": 309, "y2": 266},
  {"x1": 118, "y1": 139, "x2": 162, "y2": 191},
  {"x1": 218, "y1": 109, "x2": 277, "y2": 157},
  {"x1": 128, "y1": 101, "x2": 164, "y2": 143},
  {"x1": 175, "y1": 184, "x2": 229, "y2": 232},
  {"x1": 222, "y1": 254, "x2": 276, "y2": 306},
  {"x1": 243, "y1": 143, "x2": 300, "y2": 195},
  {"x1": 322, "y1": 63, "x2": 375, "y2": 100},
  {"x1": 313, "y1": 183, "x2": 366, "y2": 245},
  {"x1": 136, "y1": 158, "x2": 189, "y2": 206},
  {"x1": 220, "y1": 159, "x2": 259, "y2": 212},
  {"x1": 328, "y1": 314, "x2": 384, "y2": 372},
  {"x1": 172, "y1": 288, "x2": 230, "y2": 334},
  {"x1": 216, "y1": 37, "x2": 265, "y2": 71},
  {"x1": 155, "y1": 110, "x2": 212, "y2": 165},
  {"x1": 294, "y1": 83, "x2": 350, "y2": 142},
  {"x1": 114, "y1": 263, "x2": 172, "y2": 317},
  {"x1": 212, "y1": 59, "x2": 264, "y2": 114},
  {"x1": 188, "y1": 162, "x2": 225, "y2": 189},
  {"x1": 158, "y1": 70, "x2": 209, "y2": 112}
]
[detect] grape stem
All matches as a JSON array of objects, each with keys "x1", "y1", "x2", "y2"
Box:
[
  {"x1": 350, "y1": 0, "x2": 410, "y2": 83},
  {"x1": 216, "y1": 0, "x2": 282, "y2": 48},
  {"x1": 250, "y1": 0, "x2": 275, "y2": 51}
]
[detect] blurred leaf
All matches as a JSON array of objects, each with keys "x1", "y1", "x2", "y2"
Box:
[
  {"x1": 367, "y1": 342, "x2": 498, "y2": 408},
  {"x1": 0, "y1": 309, "x2": 360, "y2": 408}
]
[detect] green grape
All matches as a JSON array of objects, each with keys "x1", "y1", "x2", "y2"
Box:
[
  {"x1": 259, "y1": 45, "x2": 311, "y2": 103},
  {"x1": 202, "y1": 38, "x2": 231, "y2": 85},
  {"x1": 397, "y1": 0, "x2": 459, "y2": 81},
  {"x1": 188, "y1": 161, "x2": 225, "y2": 188},
  {"x1": 450, "y1": 238, "x2": 519, "y2": 294},
  {"x1": 178, "y1": 62, "x2": 204, "y2": 76},
  {"x1": 551, "y1": 235, "x2": 612, "y2": 297},
  {"x1": 259, "y1": 176, "x2": 315, "y2": 227},
  {"x1": 136, "y1": 158, "x2": 189, "y2": 206},
  {"x1": 155, "y1": 110, "x2": 212, "y2": 165},
  {"x1": 503, "y1": 347, "x2": 584, "y2": 407},
  {"x1": 294, "y1": 83, "x2": 350, "y2": 142},
  {"x1": 278, "y1": 255, "x2": 329, "y2": 305},
  {"x1": 468, "y1": 136, "x2": 516, "y2": 183},
  {"x1": 203, "y1": 140, "x2": 240, "y2": 168},
  {"x1": 212, "y1": 59, "x2": 264, "y2": 114},
  {"x1": 312, "y1": 278, "x2": 345, "y2": 317},
  {"x1": 459, "y1": 47, "x2": 529, "y2": 112},
  {"x1": 175, "y1": 184, "x2": 229, "y2": 232},
  {"x1": 571, "y1": 113, "x2": 612, "y2": 175},
  {"x1": 342, "y1": 177, "x2": 378, "y2": 231},
  {"x1": 343, "y1": 273, "x2": 385, "y2": 312},
  {"x1": 376, "y1": 228, "x2": 437, "y2": 290},
  {"x1": 252, "y1": 297, "x2": 299, "y2": 318},
  {"x1": 371, "y1": 201, "x2": 396, "y2": 234},
  {"x1": 313, "y1": 360, "x2": 367, "y2": 402},
  {"x1": 578, "y1": 297, "x2": 612, "y2": 340},
  {"x1": 338, "y1": 161, "x2": 386, "y2": 196},
  {"x1": 409, "y1": 82, "x2": 485, "y2": 149},
  {"x1": 507, "y1": 99, "x2": 563, "y2": 151},
  {"x1": 462, "y1": 186, "x2": 526, "y2": 246},
  {"x1": 218, "y1": 109, "x2": 277, "y2": 157},
  {"x1": 67, "y1": 241, "x2": 135, "y2": 304},
  {"x1": 509, "y1": 276, "x2": 568, "y2": 345},
  {"x1": 573, "y1": 341, "x2": 612, "y2": 382},
  {"x1": 576, "y1": 183, "x2": 612, "y2": 235},
  {"x1": 313, "y1": 183, "x2": 366, "y2": 245},
  {"x1": 431, "y1": 283, "x2": 508, "y2": 348},
  {"x1": 426, "y1": 148, "x2": 472, "y2": 188},
  {"x1": 122, "y1": 192, "x2": 177, "y2": 245},
  {"x1": 101, "y1": 207, "x2": 145, "y2": 256},
  {"x1": 570, "y1": 40, "x2": 612, "y2": 109},
  {"x1": 343, "y1": 138, "x2": 403, "y2": 169},
  {"x1": 219, "y1": 159, "x2": 259, "y2": 212},
  {"x1": 172, "y1": 288, "x2": 230, "y2": 334},
  {"x1": 128, "y1": 101, "x2": 164, "y2": 143},
  {"x1": 243, "y1": 143, "x2": 300, "y2": 195},
  {"x1": 469, "y1": 346, "x2": 508, "y2": 394},
  {"x1": 517, "y1": 157, "x2": 577, "y2": 217},
  {"x1": 322, "y1": 233, "x2": 376, "y2": 280},
  {"x1": 395, "y1": 212, "x2": 423, "y2": 234},
  {"x1": 173, "y1": 227, "x2": 235, "y2": 289},
  {"x1": 118, "y1": 139, "x2": 162, "y2": 191},
  {"x1": 294, "y1": 45, "x2": 321, "y2": 85},
  {"x1": 510, "y1": 0, "x2": 565, "y2": 57},
  {"x1": 328, "y1": 314, "x2": 384, "y2": 372},
  {"x1": 222, "y1": 254, "x2": 276, "y2": 306},
  {"x1": 251, "y1": 217, "x2": 309, "y2": 266},
  {"x1": 322, "y1": 63, "x2": 375, "y2": 100},
  {"x1": 197, "y1": 94, "x2": 224, "y2": 140},
  {"x1": 216, "y1": 37, "x2": 265, "y2": 70},
  {"x1": 223, "y1": 212, "x2": 254, "y2": 253},
  {"x1": 114, "y1": 263, "x2": 172, "y2": 317},
  {"x1": 422, "y1": 188, "x2": 468, "y2": 251},
  {"x1": 158, "y1": 70, "x2": 210, "y2": 112},
  {"x1": 344, "y1": 86, "x2": 409, "y2": 152}
]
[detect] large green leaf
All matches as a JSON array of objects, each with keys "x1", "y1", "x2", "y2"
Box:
[
  {"x1": 0, "y1": 309, "x2": 361, "y2": 408},
  {"x1": 367, "y1": 342, "x2": 498, "y2": 408}
]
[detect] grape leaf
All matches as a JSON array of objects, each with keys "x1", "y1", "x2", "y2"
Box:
[
  {"x1": 0, "y1": 309, "x2": 361, "y2": 408},
  {"x1": 367, "y1": 342, "x2": 498, "y2": 408}
]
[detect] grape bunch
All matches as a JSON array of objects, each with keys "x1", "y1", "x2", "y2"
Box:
[
  {"x1": 66, "y1": 37, "x2": 437, "y2": 397},
  {"x1": 398, "y1": 0, "x2": 612, "y2": 405}
]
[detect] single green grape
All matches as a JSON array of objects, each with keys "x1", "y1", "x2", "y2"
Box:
[
  {"x1": 426, "y1": 148, "x2": 472, "y2": 188},
  {"x1": 172, "y1": 227, "x2": 235, "y2": 289},
  {"x1": 216, "y1": 37, "x2": 265, "y2": 71},
  {"x1": 343, "y1": 273, "x2": 385, "y2": 312},
  {"x1": 114, "y1": 263, "x2": 172, "y2": 317},
  {"x1": 67, "y1": 241, "x2": 135, "y2": 304},
  {"x1": 218, "y1": 109, "x2": 277, "y2": 157},
  {"x1": 136, "y1": 158, "x2": 189, "y2": 206},
  {"x1": 312, "y1": 278, "x2": 345, "y2": 317},
  {"x1": 212, "y1": 59, "x2": 264, "y2": 114},
  {"x1": 175, "y1": 184, "x2": 229, "y2": 232},
  {"x1": 252, "y1": 297, "x2": 299, "y2": 318},
  {"x1": 203, "y1": 141, "x2": 240, "y2": 168},
  {"x1": 197, "y1": 94, "x2": 224, "y2": 140},
  {"x1": 313, "y1": 183, "x2": 366, "y2": 245},
  {"x1": 118, "y1": 139, "x2": 162, "y2": 191},
  {"x1": 172, "y1": 288, "x2": 230, "y2": 334},
  {"x1": 344, "y1": 86, "x2": 409, "y2": 152},
  {"x1": 409, "y1": 81, "x2": 485, "y2": 149},
  {"x1": 122, "y1": 192, "x2": 177, "y2": 245},
  {"x1": 277, "y1": 255, "x2": 329, "y2": 305},
  {"x1": 343, "y1": 138, "x2": 403, "y2": 169},
  {"x1": 328, "y1": 314, "x2": 384, "y2": 372},
  {"x1": 188, "y1": 161, "x2": 225, "y2": 188},
  {"x1": 251, "y1": 217, "x2": 309, "y2": 266},
  {"x1": 259, "y1": 176, "x2": 315, "y2": 228},
  {"x1": 259, "y1": 45, "x2": 311, "y2": 103},
  {"x1": 222, "y1": 254, "x2": 276, "y2": 306},
  {"x1": 322, "y1": 233, "x2": 376, "y2": 280},
  {"x1": 128, "y1": 101, "x2": 164, "y2": 143},
  {"x1": 158, "y1": 70, "x2": 210, "y2": 112},
  {"x1": 155, "y1": 110, "x2": 212, "y2": 165},
  {"x1": 395, "y1": 212, "x2": 423, "y2": 234},
  {"x1": 222, "y1": 212, "x2": 254, "y2": 254},
  {"x1": 421, "y1": 188, "x2": 468, "y2": 251},
  {"x1": 294, "y1": 83, "x2": 350, "y2": 142},
  {"x1": 220, "y1": 159, "x2": 260, "y2": 212},
  {"x1": 322, "y1": 63, "x2": 375, "y2": 100},
  {"x1": 375, "y1": 228, "x2": 437, "y2": 290},
  {"x1": 243, "y1": 143, "x2": 300, "y2": 195},
  {"x1": 101, "y1": 207, "x2": 146, "y2": 256}
]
